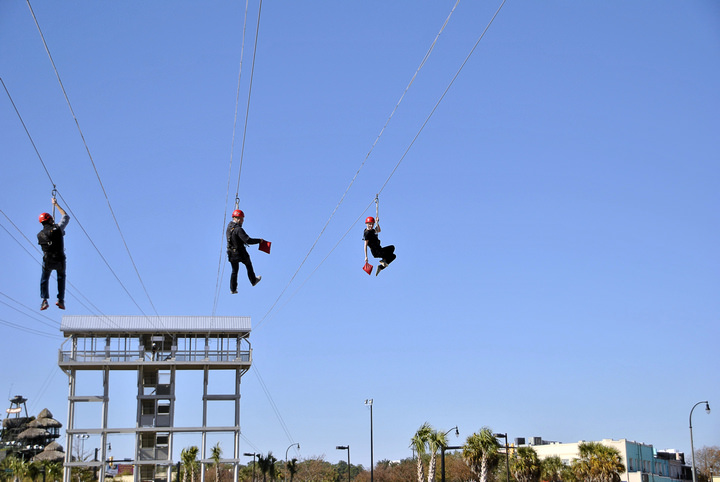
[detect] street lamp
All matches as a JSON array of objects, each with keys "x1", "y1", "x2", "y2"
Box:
[
  {"x1": 285, "y1": 443, "x2": 300, "y2": 482},
  {"x1": 77, "y1": 434, "x2": 90, "y2": 460},
  {"x1": 336, "y1": 445, "x2": 351, "y2": 482},
  {"x1": 365, "y1": 399, "x2": 374, "y2": 482},
  {"x1": 494, "y1": 433, "x2": 510, "y2": 482},
  {"x1": 440, "y1": 426, "x2": 460, "y2": 482},
  {"x1": 690, "y1": 401, "x2": 711, "y2": 482},
  {"x1": 243, "y1": 452, "x2": 256, "y2": 482}
]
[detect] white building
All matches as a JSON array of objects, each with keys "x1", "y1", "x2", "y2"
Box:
[{"x1": 516, "y1": 437, "x2": 691, "y2": 482}]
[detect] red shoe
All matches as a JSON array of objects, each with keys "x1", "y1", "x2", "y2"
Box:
[
  {"x1": 56, "y1": 300, "x2": 65, "y2": 310},
  {"x1": 40, "y1": 299, "x2": 49, "y2": 311}
]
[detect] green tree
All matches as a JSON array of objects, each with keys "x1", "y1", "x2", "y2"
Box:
[
  {"x1": 510, "y1": 446, "x2": 541, "y2": 482},
  {"x1": 286, "y1": 458, "x2": 298, "y2": 482},
  {"x1": 411, "y1": 422, "x2": 433, "y2": 482},
  {"x1": 540, "y1": 455, "x2": 564, "y2": 482},
  {"x1": 7, "y1": 457, "x2": 27, "y2": 482},
  {"x1": 181, "y1": 446, "x2": 200, "y2": 482},
  {"x1": 257, "y1": 452, "x2": 278, "y2": 482},
  {"x1": 26, "y1": 462, "x2": 41, "y2": 482},
  {"x1": 210, "y1": 442, "x2": 223, "y2": 482},
  {"x1": 42, "y1": 461, "x2": 63, "y2": 482},
  {"x1": 462, "y1": 427, "x2": 500, "y2": 482},
  {"x1": 427, "y1": 429, "x2": 448, "y2": 482},
  {"x1": 571, "y1": 442, "x2": 625, "y2": 482}
]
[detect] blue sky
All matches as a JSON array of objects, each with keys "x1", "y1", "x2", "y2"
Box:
[{"x1": 1, "y1": 0, "x2": 718, "y2": 469}]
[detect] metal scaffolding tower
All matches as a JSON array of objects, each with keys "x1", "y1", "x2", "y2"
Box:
[{"x1": 58, "y1": 315, "x2": 252, "y2": 482}]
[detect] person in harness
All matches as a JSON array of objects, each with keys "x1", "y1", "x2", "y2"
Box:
[
  {"x1": 363, "y1": 216, "x2": 396, "y2": 276},
  {"x1": 226, "y1": 209, "x2": 264, "y2": 293},
  {"x1": 37, "y1": 198, "x2": 70, "y2": 310}
]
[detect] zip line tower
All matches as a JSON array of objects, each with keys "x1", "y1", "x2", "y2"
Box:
[{"x1": 58, "y1": 315, "x2": 252, "y2": 482}]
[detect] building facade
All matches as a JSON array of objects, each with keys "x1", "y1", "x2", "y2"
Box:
[{"x1": 520, "y1": 437, "x2": 691, "y2": 482}]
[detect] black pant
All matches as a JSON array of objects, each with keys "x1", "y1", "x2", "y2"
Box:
[
  {"x1": 229, "y1": 252, "x2": 257, "y2": 291},
  {"x1": 372, "y1": 245, "x2": 396, "y2": 265}
]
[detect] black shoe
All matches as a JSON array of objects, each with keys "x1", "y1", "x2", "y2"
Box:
[
  {"x1": 56, "y1": 300, "x2": 65, "y2": 310},
  {"x1": 252, "y1": 276, "x2": 262, "y2": 286},
  {"x1": 40, "y1": 299, "x2": 49, "y2": 311},
  {"x1": 231, "y1": 290, "x2": 238, "y2": 294},
  {"x1": 376, "y1": 263, "x2": 386, "y2": 276}
]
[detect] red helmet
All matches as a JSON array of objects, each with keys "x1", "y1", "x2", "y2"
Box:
[
  {"x1": 232, "y1": 209, "x2": 244, "y2": 218},
  {"x1": 365, "y1": 216, "x2": 375, "y2": 224},
  {"x1": 39, "y1": 212, "x2": 52, "y2": 223}
]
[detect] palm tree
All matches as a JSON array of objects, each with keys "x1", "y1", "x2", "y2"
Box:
[
  {"x1": 286, "y1": 458, "x2": 298, "y2": 482},
  {"x1": 257, "y1": 452, "x2": 278, "y2": 482},
  {"x1": 411, "y1": 423, "x2": 433, "y2": 482},
  {"x1": 462, "y1": 427, "x2": 500, "y2": 482},
  {"x1": 44, "y1": 461, "x2": 63, "y2": 482},
  {"x1": 7, "y1": 457, "x2": 27, "y2": 482},
  {"x1": 540, "y1": 455, "x2": 565, "y2": 482},
  {"x1": 210, "y1": 442, "x2": 222, "y2": 482},
  {"x1": 510, "y1": 446, "x2": 541, "y2": 482},
  {"x1": 427, "y1": 429, "x2": 448, "y2": 482},
  {"x1": 572, "y1": 442, "x2": 625, "y2": 482},
  {"x1": 181, "y1": 446, "x2": 200, "y2": 482}
]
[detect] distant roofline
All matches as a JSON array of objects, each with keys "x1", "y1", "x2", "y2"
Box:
[{"x1": 60, "y1": 315, "x2": 251, "y2": 335}]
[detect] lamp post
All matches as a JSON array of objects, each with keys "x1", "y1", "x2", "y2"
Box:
[
  {"x1": 365, "y1": 399, "x2": 374, "y2": 482},
  {"x1": 77, "y1": 434, "x2": 90, "y2": 461},
  {"x1": 440, "y1": 426, "x2": 459, "y2": 482},
  {"x1": 243, "y1": 452, "x2": 257, "y2": 482},
  {"x1": 336, "y1": 445, "x2": 351, "y2": 482},
  {"x1": 285, "y1": 443, "x2": 300, "y2": 482},
  {"x1": 494, "y1": 432, "x2": 510, "y2": 482},
  {"x1": 690, "y1": 401, "x2": 711, "y2": 482}
]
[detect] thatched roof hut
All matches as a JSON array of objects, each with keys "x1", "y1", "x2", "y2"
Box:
[
  {"x1": 32, "y1": 450, "x2": 65, "y2": 462},
  {"x1": 17, "y1": 427, "x2": 49, "y2": 439},
  {"x1": 29, "y1": 417, "x2": 62, "y2": 429},
  {"x1": 44, "y1": 441, "x2": 64, "y2": 452},
  {"x1": 37, "y1": 408, "x2": 53, "y2": 419}
]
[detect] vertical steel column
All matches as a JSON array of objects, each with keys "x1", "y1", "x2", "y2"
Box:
[
  {"x1": 201, "y1": 365, "x2": 208, "y2": 482},
  {"x1": 99, "y1": 367, "x2": 109, "y2": 481},
  {"x1": 234, "y1": 367, "x2": 241, "y2": 482},
  {"x1": 64, "y1": 365, "x2": 76, "y2": 482}
]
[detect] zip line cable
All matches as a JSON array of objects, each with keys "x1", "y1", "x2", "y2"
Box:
[
  {"x1": 376, "y1": 0, "x2": 508, "y2": 197},
  {"x1": 0, "y1": 294, "x2": 60, "y2": 330},
  {"x1": 28, "y1": 367, "x2": 61, "y2": 415},
  {"x1": 0, "y1": 77, "x2": 57, "y2": 190},
  {"x1": 254, "y1": 197, "x2": 374, "y2": 330},
  {"x1": 212, "y1": 0, "x2": 256, "y2": 317},
  {"x1": 233, "y1": 0, "x2": 264, "y2": 201},
  {"x1": 256, "y1": 0, "x2": 507, "y2": 328},
  {"x1": 254, "y1": 1, "x2": 462, "y2": 328},
  {"x1": 25, "y1": 0, "x2": 160, "y2": 318},
  {"x1": 0, "y1": 317, "x2": 60, "y2": 339},
  {"x1": 252, "y1": 363, "x2": 297, "y2": 447}
]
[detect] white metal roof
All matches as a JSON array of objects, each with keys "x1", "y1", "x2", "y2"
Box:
[{"x1": 60, "y1": 315, "x2": 251, "y2": 334}]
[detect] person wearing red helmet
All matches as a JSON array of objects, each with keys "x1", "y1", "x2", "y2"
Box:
[
  {"x1": 363, "y1": 216, "x2": 396, "y2": 276},
  {"x1": 37, "y1": 198, "x2": 70, "y2": 310},
  {"x1": 226, "y1": 209, "x2": 265, "y2": 293}
]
